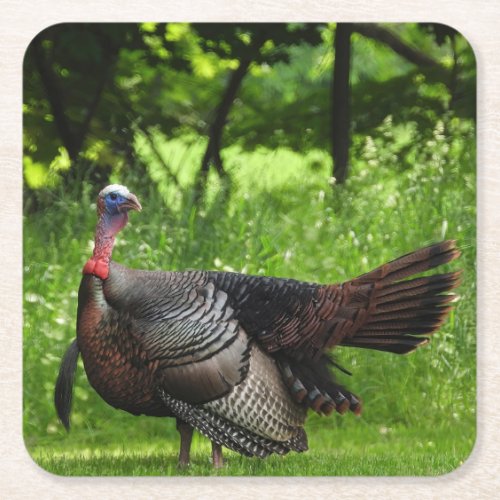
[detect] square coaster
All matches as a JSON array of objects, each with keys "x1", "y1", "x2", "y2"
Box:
[{"x1": 23, "y1": 22, "x2": 476, "y2": 476}]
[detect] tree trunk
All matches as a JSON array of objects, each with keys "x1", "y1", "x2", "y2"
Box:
[
  {"x1": 196, "y1": 57, "x2": 253, "y2": 196},
  {"x1": 448, "y1": 34, "x2": 459, "y2": 111},
  {"x1": 332, "y1": 23, "x2": 353, "y2": 184}
]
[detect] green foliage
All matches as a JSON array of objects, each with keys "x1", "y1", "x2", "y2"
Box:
[
  {"x1": 22, "y1": 22, "x2": 476, "y2": 194},
  {"x1": 23, "y1": 111, "x2": 475, "y2": 475},
  {"x1": 209, "y1": 26, "x2": 476, "y2": 153}
]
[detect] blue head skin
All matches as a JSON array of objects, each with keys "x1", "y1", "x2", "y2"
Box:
[
  {"x1": 104, "y1": 191, "x2": 129, "y2": 215},
  {"x1": 97, "y1": 184, "x2": 142, "y2": 220},
  {"x1": 83, "y1": 185, "x2": 142, "y2": 279}
]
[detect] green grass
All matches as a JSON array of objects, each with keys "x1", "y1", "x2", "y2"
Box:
[
  {"x1": 31, "y1": 425, "x2": 471, "y2": 476},
  {"x1": 23, "y1": 117, "x2": 476, "y2": 476},
  {"x1": 32, "y1": 449, "x2": 465, "y2": 477}
]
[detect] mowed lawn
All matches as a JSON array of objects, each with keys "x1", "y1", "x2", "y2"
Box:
[
  {"x1": 24, "y1": 133, "x2": 476, "y2": 476},
  {"x1": 31, "y1": 421, "x2": 472, "y2": 476}
]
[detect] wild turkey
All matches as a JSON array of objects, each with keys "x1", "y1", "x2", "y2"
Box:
[{"x1": 55, "y1": 184, "x2": 460, "y2": 468}]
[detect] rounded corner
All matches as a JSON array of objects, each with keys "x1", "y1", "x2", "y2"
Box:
[
  {"x1": 22, "y1": 22, "x2": 75, "y2": 70},
  {"x1": 22, "y1": 428, "x2": 70, "y2": 478},
  {"x1": 432, "y1": 425, "x2": 477, "y2": 478},
  {"x1": 429, "y1": 22, "x2": 477, "y2": 69}
]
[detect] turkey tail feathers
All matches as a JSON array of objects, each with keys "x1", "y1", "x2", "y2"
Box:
[
  {"x1": 340, "y1": 240, "x2": 461, "y2": 354},
  {"x1": 54, "y1": 339, "x2": 80, "y2": 430},
  {"x1": 355, "y1": 239, "x2": 460, "y2": 286}
]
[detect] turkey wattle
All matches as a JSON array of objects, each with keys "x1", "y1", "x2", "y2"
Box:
[{"x1": 55, "y1": 184, "x2": 461, "y2": 467}]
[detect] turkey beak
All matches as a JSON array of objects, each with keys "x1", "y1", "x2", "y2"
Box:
[{"x1": 121, "y1": 193, "x2": 142, "y2": 212}]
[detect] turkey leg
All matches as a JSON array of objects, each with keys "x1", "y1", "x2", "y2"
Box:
[
  {"x1": 211, "y1": 442, "x2": 224, "y2": 468},
  {"x1": 176, "y1": 418, "x2": 194, "y2": 467}
]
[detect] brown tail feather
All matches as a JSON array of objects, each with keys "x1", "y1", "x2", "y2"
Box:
[
  {"x1": 368, "y1": 305, "x2": 454, "y2": 323},
  {"x1": 339, "y1": 240, "x2": 461, "y2": 355},
  {"x1": 355, "y1": 240, "x2": 460, "y2": 284},
  {"x1": 341, "y1": 335, "x2": 429, "y2": 354},
  {"x1": 377, "y1": 272, "x2": 460, "y2": 300}
]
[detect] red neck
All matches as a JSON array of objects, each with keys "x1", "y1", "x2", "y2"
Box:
[{"x1": 83, "y1": 212, "x2": 128, "y2": 280}]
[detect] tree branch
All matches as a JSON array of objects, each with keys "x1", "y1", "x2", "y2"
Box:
[
  {"x1": 352, "y1": 24, "x2": 441, "y2": 68},
  {"x1": 139, "y1": 126, "x2": 181, "y2": 188},
  {"x1": 32, "y1": 31, "x2": 119, "y2": 163},
  {"x1": 76, "y1": 59, "x2": 116, "y2": 154}
]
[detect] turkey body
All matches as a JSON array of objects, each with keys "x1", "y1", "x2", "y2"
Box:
[
  {"x1": 75, "y1": 243, "x2": 459, "y2": 457},
  {"x1": 55, "y1": 185, "x2": 461, "y2": 464},
  {"x1": 77, "y1": 263, "x2": 311, "y2": 454}
]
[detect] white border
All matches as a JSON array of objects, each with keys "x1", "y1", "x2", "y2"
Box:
[{"x1": 1, "y1": 1, "x2": 498, "y2": 497}]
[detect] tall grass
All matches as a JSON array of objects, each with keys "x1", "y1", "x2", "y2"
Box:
[{"x1": 23, "y1": 116, "x2": 476, "y2": 475}]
